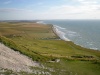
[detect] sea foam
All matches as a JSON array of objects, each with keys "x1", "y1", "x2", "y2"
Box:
[
  {"x1": 53, "y1": 25, "x2": 70, "y2": 41},
  {"x1": 36, "y1": 21, "x2": 46, "y2": 24},
  {"x1": 42, "y1": 20, "x2": 100, "y2": 50}
]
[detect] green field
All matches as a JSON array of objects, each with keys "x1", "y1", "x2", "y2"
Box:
[{"x1": 0, "y1": 22, "x2": 100, "y2": 75}]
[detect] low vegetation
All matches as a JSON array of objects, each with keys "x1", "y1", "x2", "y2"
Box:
[{"x1": 0, "y1": 21, "x2": 100, "y2": 75}]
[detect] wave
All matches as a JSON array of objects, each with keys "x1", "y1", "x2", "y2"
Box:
[
  {"x1": 40, "y1": 21, "x2": 99, "y2": 50},
  {"x1": 87, "y1": 42, "x2": 98, "y2": 50},
  {"x1": 36, "y1": 21, "x2": 46, "y2": 24},
  {"x1": 54, "y1": 25, "x2": 66, "y2": 29},
  {"x1": 90, "y1": 47, "x2": 98, "y2": 50},
  {"x1": 53, "y1": 25, "x2": 81, "y2": 42},
  {"x1": 53, "y1": 25, "x2": 98, "y2": 50},
  {"x1": 36, "y1": 21, "x2": 71, "y2": 41},
  {"x1": 53, "y1": 25, "x2": 70, "y2": 41}
]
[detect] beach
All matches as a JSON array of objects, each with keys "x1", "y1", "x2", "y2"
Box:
[
  {"x1": 43, "y1": 20, "x2": 100, "y2": 50},
  {"x1": 52, "y1": 25, "x2": 70, "y2": 41}
]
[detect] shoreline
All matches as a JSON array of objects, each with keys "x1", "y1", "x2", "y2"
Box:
[
  {"x1": 49, "y1": 25, "x2": 100, "y2": 51},
  {"x1": 51, "y1": 24, "x2": 70, "y2": 41},
  {"x1": 51, "y1": 25, "x2": 61, "y2": 40},
  {"x1": 36, "y1": 21, "x2": 70, "y2": 41},
  {"x1": 36, "y1": 21, "x2": 100, "y2": 50}
]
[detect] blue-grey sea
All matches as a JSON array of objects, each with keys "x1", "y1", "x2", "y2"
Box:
[{"x1": 42, "y1": 20, "x2": 100, "y2": 50}]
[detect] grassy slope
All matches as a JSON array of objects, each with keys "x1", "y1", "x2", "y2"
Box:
[{"x1": 0, "y1": 22, "x2": 100, "y2": 75}]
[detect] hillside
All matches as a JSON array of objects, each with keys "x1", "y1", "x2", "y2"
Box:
[
  {"x1": 0, "y1": 43, "x2": 39, "y2": 72},
  {"x1": 0, "y1": 22, "x2": 100, "y2": 75}
]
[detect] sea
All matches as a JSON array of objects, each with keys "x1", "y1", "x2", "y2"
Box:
[{"x1": 40, "y1": 20, "x2": 100, "y2": 50}]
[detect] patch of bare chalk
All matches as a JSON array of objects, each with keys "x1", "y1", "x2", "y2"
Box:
[{"x1": 0, "y1": 43, "x2": 39, "y2": 73}]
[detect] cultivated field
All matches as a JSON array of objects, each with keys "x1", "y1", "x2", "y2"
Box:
[{"x1": 0, "y1": 22, "x2": 100, "y2": 75}]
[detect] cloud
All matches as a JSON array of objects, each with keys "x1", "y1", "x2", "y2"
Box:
[
  {"x1": 45, "y1": 0, "x2": 100, "y2": 15},
  {"x1": 0, "y1": 8, "x2": 19, "y2": 12},
  {"x1": 0, "y1": 8, "x2": 33, "y2": 12},
  {"x1": 77, "y1": 0, "x2": 98, "y2": 5},
  {"x1": 4, "y1": 1, "x2": 12, "y2": 4},
  {"x1": 0, "y1": 0, "x2": 100, "y2": 20},
  {"x1": 45, "y1": 5, "x2": 97, "y2": 14},
  {"x1": 0, "y1": 8, "x2": 37, "y2": 20},
  {"x1": 40, "y1": 0, "x2": 100, "y2": 19}
]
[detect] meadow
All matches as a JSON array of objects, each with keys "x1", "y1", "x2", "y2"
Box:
[{"x1": 0, "y1": 21, "x2": 100, "y2": 75}]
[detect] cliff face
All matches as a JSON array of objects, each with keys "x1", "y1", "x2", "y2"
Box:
[{"x1": 0, "y1": 43, "x2": 39, "y2": 72}]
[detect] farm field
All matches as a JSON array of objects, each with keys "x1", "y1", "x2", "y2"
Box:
[{"x1": 0, "y1": 21, "x2": 100, "y2": 75}]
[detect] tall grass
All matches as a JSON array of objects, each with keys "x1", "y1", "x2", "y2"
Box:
[{"x1": 0, "y1": 36, "x2": 51, "y2": 61}]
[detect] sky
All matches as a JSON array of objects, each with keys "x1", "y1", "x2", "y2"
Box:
[{"x1": 0, "y1": 0, "x2": 100, "y2": 20}]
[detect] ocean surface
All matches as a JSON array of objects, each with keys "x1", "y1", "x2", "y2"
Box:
[{"x1": 42, "y1": 20, "x2": 100, "y2": 50}]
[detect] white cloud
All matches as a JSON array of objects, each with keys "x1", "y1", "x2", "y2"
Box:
[
  {"x1": 77, "y1": 0, "x2": 98, "y2": 5},
  {"x1": 45, "y1": 5, "x2": 100, "y2": 14},
  {"x1": 0, "y1": 8, "x2": 38, "y2": 20},
  {"x1": 1, "y1": 0, "x2": 100, "y2": 20},
  {"x1": 0, "y1": 8, "x2": 33, "y2": 12},
  {"x1": 40, "y1": 0, "x2": 100, "y2": 19}
]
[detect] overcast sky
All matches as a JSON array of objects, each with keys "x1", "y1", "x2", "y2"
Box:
[{"x1": 0, "y1": 0, "x2": 100, "y2": 20}]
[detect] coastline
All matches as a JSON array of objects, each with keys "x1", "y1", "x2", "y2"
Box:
[
  {"x1": 0, "y1": 21, "x2": 100, "y2": 75},
  {"x1": 51, "y1": 24, "x2": 70, "y2": 41},
  {"x1": 51, "y1": 25, "x2": 61, "y2": 40},
  {"x1": 36, "y1": 21, "x2": 100, "y2": 50},
  {"x1": 50, "y1": 24, "x2": 100, "y2": 51},
  {"x1": 50, "y1": 23, "x2": 100, "y2": 52},
  {"x1": 40, "y1": 22, "x2": 100, "y2": 50},
  {"x1": 36, "y1": 21, "x2": 70, "y2": 41}
]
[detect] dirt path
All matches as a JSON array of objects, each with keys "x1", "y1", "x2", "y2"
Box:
[{"x1": 0, "y1": 43, "x2": 39, "y2": 72}]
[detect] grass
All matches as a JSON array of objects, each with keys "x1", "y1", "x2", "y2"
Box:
[
  {"x1": 0, "y1": 21, "x2": 100, "y2": 75},
  {"x1": 42, "y1": 59, "x2": 100, "y2": 75}
]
